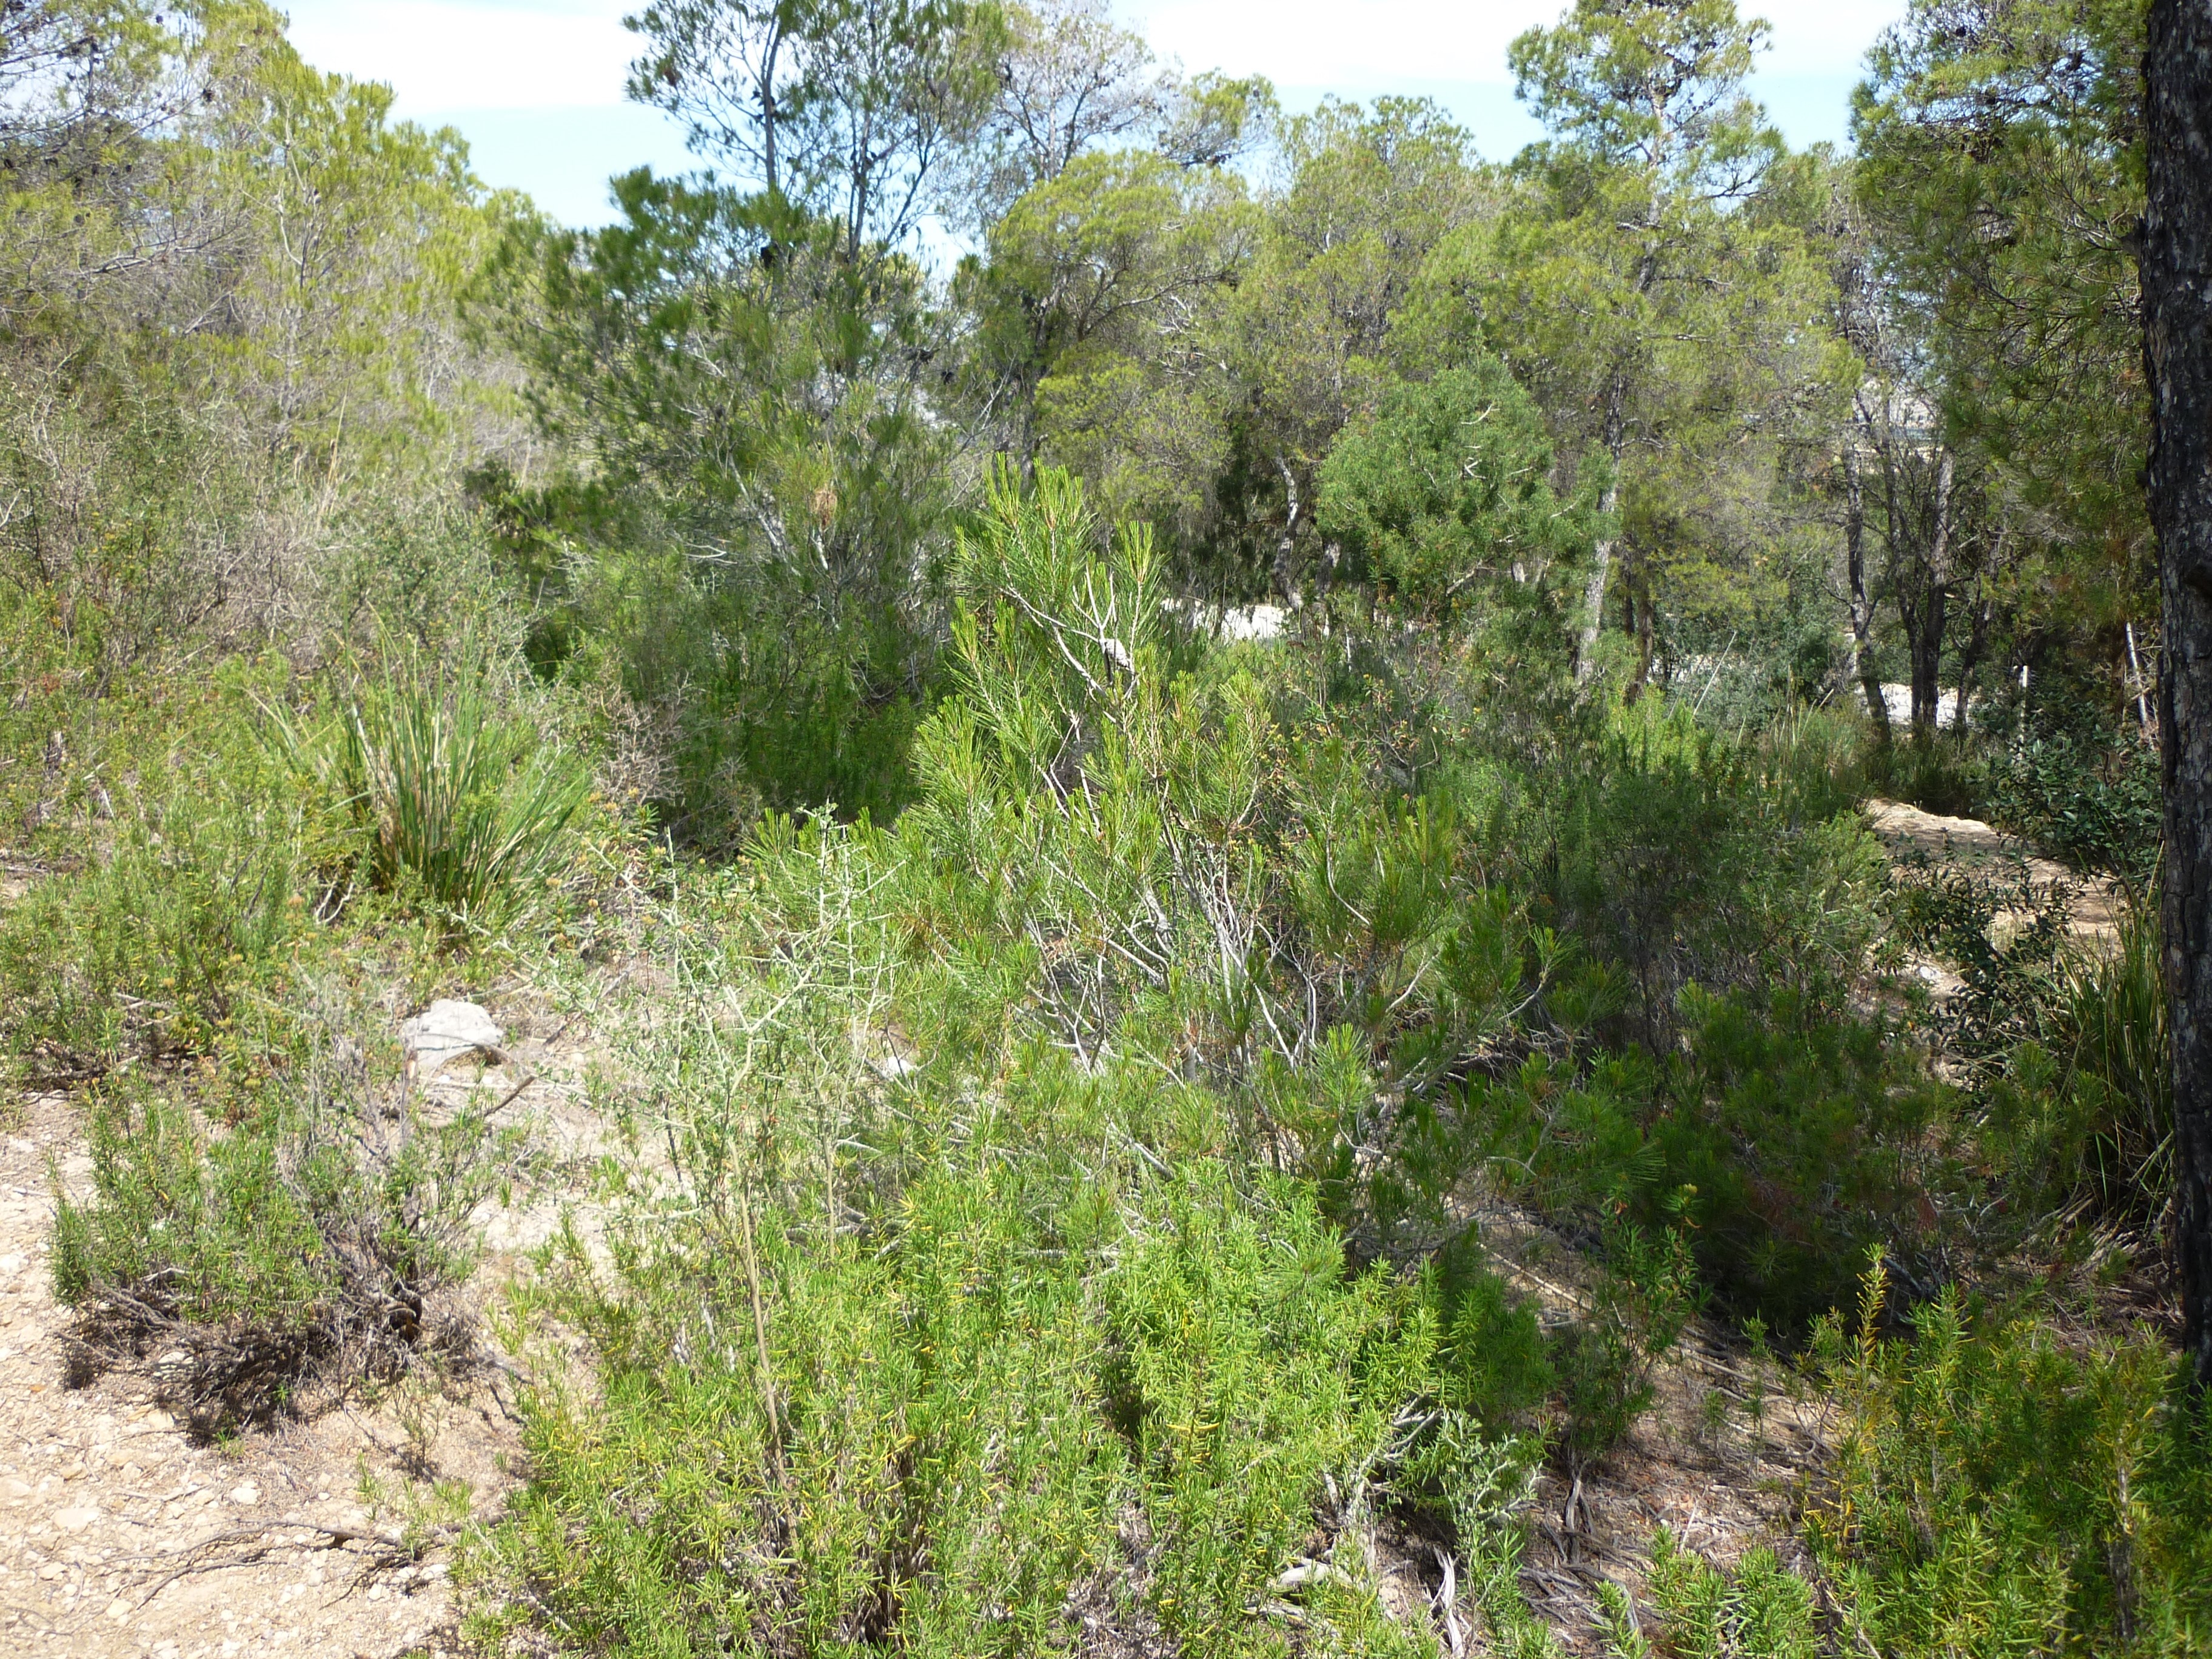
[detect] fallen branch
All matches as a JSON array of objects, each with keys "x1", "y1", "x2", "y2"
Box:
[{"x1": 124, "y1": 1519, "x2": 460, "y2": 1609}]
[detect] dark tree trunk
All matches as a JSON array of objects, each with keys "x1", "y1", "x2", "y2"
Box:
[
  {"x1": 1908, "y1": 449, "x2": 1957, "y2": 732},
  {"x1": 1955, "y1": 577, "x2": 1994, "y2": 733},
  {"x1": 2143, "y1": 0, "x2": 2212, "y2": 1392},
  {"x1": 1621, "y1": 549, "x2": 1655, "y2": 705},
  {"x1": 1907, "y1": 581, "x2": 1948, "y2": 732}
]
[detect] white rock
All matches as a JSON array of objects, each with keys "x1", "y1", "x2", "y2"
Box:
[
  {"x1": 866, "y1": 1051, "x2": 916, "y2": 1082},
  {"x1": 228, "y1": 1482, "x2": 260, "y2": 1505},
  {"x1": 401, "y1": 1000, "x2": 504, "y2": 1076},
  {"x1": 53, "y1": 1505, "x2": 98, "y2": 1532}
]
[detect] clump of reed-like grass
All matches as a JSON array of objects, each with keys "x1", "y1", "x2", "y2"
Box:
[{"x1": 282, "y1": 639, "x2": 588, "y2": 924}]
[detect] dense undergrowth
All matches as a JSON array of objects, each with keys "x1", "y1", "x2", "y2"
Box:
[
  {"x1": 6, "y1": 433, "x2": 2201, "y2": 1647},
  {"x1": 8, "y1": 466, "x2": 2204, "y2": 1651},
  {"x1": 2, "y1": 0, "x2": 2204, "y2": 1651},
  {"x1": 447, "y1": 478, "x2": 2210, "y2": 1655}
]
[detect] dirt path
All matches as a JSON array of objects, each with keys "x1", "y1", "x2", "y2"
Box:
[{"x1": 1864, "y1": 797, "x2": 2127, "y2": 943}]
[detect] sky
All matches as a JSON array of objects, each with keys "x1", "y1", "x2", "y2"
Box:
[{"x1": 281, "y1": 0, "x2": 1911, "y2": 229}]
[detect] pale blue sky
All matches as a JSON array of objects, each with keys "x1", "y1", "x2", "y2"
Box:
[{"x1": 281, "y1": 0, "x2": 1908, "y2": 227}]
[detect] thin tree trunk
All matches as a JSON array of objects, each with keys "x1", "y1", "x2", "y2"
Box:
[
  {"x1": 2143, "y1": 0, "x2": 2212, "y2": 1392},
  {"x1": 762, "y1": 31, "x2": 782, "y2": 202},
  {"x1": 1576, "y1": 488, "x2": 1618, "y2": 682},
  {"x1": 1623, "y1": 551, "x2": 1655, "y2": 703},
  {"x1": 1845, "y1": 444, "x2": 1889, "y2": 731},
  {"x1": 1955, "y1": 583, "x2": 1992, "y2": 732},
  {"x1": 1273, "y1": 454, "x2": 1301, "y2": 605},
  {"x1": 1908, "y1": 586, "x2": 1947, "y2": 731},
  {"x1": 1905, "y1": 448, "x2": 1956, "y2": 732},
  {"x1": 2127, "y1": 620, "x2": 2156, "y2": 742}
]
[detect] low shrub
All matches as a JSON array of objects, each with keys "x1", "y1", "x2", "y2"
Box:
[
  {"x1": 0, "y1": 789, "x2": 307, "y2": 1076},
  {"x1": 1648, "y1": 987, "x2": 1960, "y2": 1329},
  {"x1": 1992, "y1": 729, "x2": 2160, "y2": 886},
  {"x1": 0, "y1": 657, "x2": 320, "y2": 1076},
  {"x1": 471, "y1": 1159, "x2": 1441, "y2": 1658},
  {"x1": 1427, "y1": 1238, "x2": 1556, "y2": 1432},
  {"x1": 1542, "y1": 704, "x2": 1882, "y2": 1042},
  {"x1": 1611, "y1": 1529, "x2": 1820, "y2": 1659},
  {"x1": 1982, "y1": 900, "x2": 2173, "y2": 1232},
  {"x1": 1806, "y1": 1257, "x2": 2212, "y2": 1658},
  {"x1": 52, "y1": 1001, "x2": 521, "y2": 1433},
  {"x1": 1865, "y1": 729, "x2": 1990, "y2": 820}
]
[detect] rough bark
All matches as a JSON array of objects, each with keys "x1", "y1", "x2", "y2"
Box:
[{"x1": 2143, "y1": 0, "x2": 2212, "y2": 1392}]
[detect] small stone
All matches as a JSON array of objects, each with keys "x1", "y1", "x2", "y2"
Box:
[
  {"x1": 401, "y1": 1000, "x2": 505, "y2": 1075},
  {"x1": 52, "y1": 1506, "x2": 96, "y2": 1533},
  {"x1": 104, "y1": 1597, "x2": 131, "y2": 1621},
  {"x1": 227, "y1": 1482, "x2": 260, "y2": 1506}
]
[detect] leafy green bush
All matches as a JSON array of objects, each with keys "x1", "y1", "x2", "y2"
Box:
[
  {"x1": 1427, "y1": 1237, "x2": 1556, "y2": 1431},
  {"x1": 1316, "y1": 358, "x2": 1607, "y2": 618},
  {"x1": 1992, "y1": 729, "x2": 2160, "y2": 886},
  {"x1": 1543, "y1": 703, "x2": 1882, "y2": 1040},
  {"x1": 1649, "y1": 987, "x2": 1959, "y2": 1330},
  {"x1": 1864, "y1": 730, "x2": 1989, "y2": 820},
  {"x1": 1807, "y1": 1258, "x2": 2212, "y2": 1658}
]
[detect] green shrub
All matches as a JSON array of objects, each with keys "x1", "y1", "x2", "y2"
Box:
[
  {"x1": 1544, "y1": 703, "x2": 1882, "y2": 1041},
  {"x1": 1864, "y1": 729, "x2": 1990, "y2": 820},
  {"x1": 1992, "y1": 729, "x2": 2160, "y2": 886},
  {"x1": 1807, "y1": 1258, "x2": 2212, "y2": 1658},
  {"x1": 1619, "y1": 1530, "x2": 1819, "y2": 1659},
  {"x1": 0, "y1": 789, "x2": 306, "y2": 1074},
  {"x1": 1427, "y1": 1237, "x2": 1555, "y2": 1432},
  {"x1": 1982, "y1": 900, "x2": 2173, "y2": 1231},
  {"x1": 52, "y1": 1008, "x2": 518, "y2": 1432},
  {"x1": 472, "y1": 1158, "x2": 1441, "y2": 1658},
  {"x1": 1649, "y1": 987, "x2": 1960, "y2": 1330},
  {"x1": 0, "y1": 658, "x2": 317, "y2": 1074}
]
